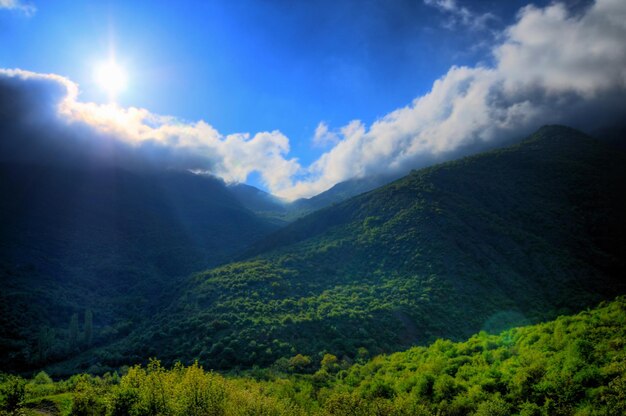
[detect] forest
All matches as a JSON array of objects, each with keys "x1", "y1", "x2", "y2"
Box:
[
  {"x1": 2, "y1": 296, "x2": 624, "y2": 415},
  {"x1": 2, "y1": 127, "x2": 626, "y2": 382}
]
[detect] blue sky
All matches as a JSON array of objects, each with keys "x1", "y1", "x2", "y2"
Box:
[
  {"x1": 1, "y1": 0, "x2": 623, "y2": 199},
  {"x1": 1, "y1": 0, "x2": 544, "y2": 162}
]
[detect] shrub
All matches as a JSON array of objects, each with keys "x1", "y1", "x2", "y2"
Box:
[
  {"x1": 71, "y1": 379, "x2": 106, "y2": 416},
  {"x1": 0, "y1": 375, "x2": 26, "y2": 413},
  {"x1": 32, "y1": 371, "x2": 53, "y2": 385}
]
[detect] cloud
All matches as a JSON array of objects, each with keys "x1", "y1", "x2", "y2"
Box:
[
  {"x1": 312, "y1": 122, "x2": 340, "y2": 148},
  {"x1": 0, "y1": 69, "x2": 301, "y2": 192},
  {"x1": 0, "y1": 0, "x2": 36, "y2": 16},
  {"x1": 284, "y1": 0, "x2": 626, "y2": 199},
  {"x1": 1, "y1": 0, "x2": 626, "y2": 201},
  {"x1": 423, "y1": 0, "x2": 496, "y2": 30}
]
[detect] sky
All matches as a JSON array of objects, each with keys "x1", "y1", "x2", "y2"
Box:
[{"x1": 1, "y1": 0, "x2": 625, "y2": 199}]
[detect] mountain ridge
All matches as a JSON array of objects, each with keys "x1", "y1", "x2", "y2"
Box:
[
  {"x1": 0, "y1": 164, "x2": 281, "y2": 372},
  {"x1": 72, "y1": 124, "x2": 626, "y2": 374}
]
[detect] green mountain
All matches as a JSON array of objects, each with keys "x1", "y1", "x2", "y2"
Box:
[
  {"x1": 288, "y1": 174, "x2": 399, "y2": 218},
  {"x1": 226, "y1": 182, "x2": 290, "y2": 225},
  {"x1": 80, "y1": 125, "x2": 625, "y2": 373},
  {"x1": 0, "y1": 164, "x2": 280, "y2": 372}
]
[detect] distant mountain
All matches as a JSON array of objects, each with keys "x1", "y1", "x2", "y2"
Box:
[
  {"x1": 289, "y1": 174, "x2": 399, "y2": 218},
  {"x1": 226, "y1": 183, "x2": 289, "y2": 225},
  {"x1": 0, "y1": 164, "x2": 280, "y2": 372},
  {"x1": 227, "y1": 175, "x2": 398, "y2": 223},
  {"x1": 99, "y1": 125, "x2": 626, "y2": 372}
]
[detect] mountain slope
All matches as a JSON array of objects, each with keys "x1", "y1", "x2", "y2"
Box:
[
  {"x1": 288, "y1": 174, "x2": 399, "y2": 218},
  {"x1": 110, "y1": 125, "x2": 626, "y2": 372},
  {"x1": 0, "y1": 165, "x2": 280, "y2": 372},
  {"x1": 227, "y1": 175, "x2": 398, "y2": 224},
  {"x1": 227, "y1": 183, "x2": 290, "y2": 225}
]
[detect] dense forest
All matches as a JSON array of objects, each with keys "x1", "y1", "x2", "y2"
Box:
[
  {"x1": 3, "y1": 126, "x2": 625, "y2": 377},
  {"x1": 1, "y1": 125, "x2": 625, "y2": 416},
  {"x1": 48, "y1": 125, "x2": 625, "y2": 375},
  {"x1": 2, "y1": 296, "x2": 624, "y2": 415},
  {"x1": 0, "y1": 168, "x2": 280, "y2": 372}
]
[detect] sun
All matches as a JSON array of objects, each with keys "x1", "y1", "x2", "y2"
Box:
[{"x1": 94, "y1": 61, "x2": 127, "y2": 100}]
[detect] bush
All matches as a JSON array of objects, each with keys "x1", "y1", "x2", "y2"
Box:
[
  {"x1": 0, "y1": 375, "x2": 26, "y2": 414},
  {"x1": 174, "y1": 363, "x2": 226, "y2": 416},
  {"x1": 108, "y1": 387, "x2": 139, "y2": 416},
  {"x1": 71, "y1": 379, "x2": 106, "y2": 416},
  {"x1": 32, "y1": 371, "x2": 53, "y2": 385}
]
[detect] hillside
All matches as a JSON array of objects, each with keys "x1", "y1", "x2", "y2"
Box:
[
  {"x1": 288, "y1": 174, "x2": 399, "y2": 219},
  {"x1": 96, "y1": 125, "x2": 626, "y2": 373},
  {"x1": 5, "y1": 297, "x2": 626, "y2": 415},
  {"x1": 0, "y1": 165, "x2": 280, "y2": 372}
]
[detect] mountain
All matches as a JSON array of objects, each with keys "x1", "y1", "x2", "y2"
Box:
[
  {"x1": 227, "y1": 175, "x2": 398, "y2": 223},
  {"x1": 226, "y1": 183, "x2": 289, "y2": 225},
  {"x1": 289, "y1": 174, "x2": 399, "y2": 218},
  {"x1": 0, "y1": 164, "x2": 280, "y2": 372},
  {"x1": 92, "y1": 125, "x2": 626, "y2": 373}
]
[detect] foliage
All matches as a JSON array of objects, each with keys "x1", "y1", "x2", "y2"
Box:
[
  {"x1": 2, "y1": 297, "x2": 625, "y2": 415},
  {"x1": 0, "y1": 168, "x2": 280, "y2": 374},
  {"x1": 2, "y1": 126, "x2": 625, "y2": 377},
  {"x1": 71, "y1": 377, "x2": 107, "y2": 416},
  {"x1": 103, "y1": 126, "x2": 626, "y2": 372},
  {"x1": 32, "y1": 371, "x2": 52, "y2": 385},
  {"x1": 0, "y1": 375, "x2": 25, "y2": 414}
]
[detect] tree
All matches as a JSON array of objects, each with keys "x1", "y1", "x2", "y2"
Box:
[
  {"x1": 288, "y1": 354, "x2": 312, "y2": 372},
  {"x1": 0, "y1": 375, "x2": 26, "y2": 413},
  {"x1": 69, "y1": 313, "x2": 79, "y2": 352},
  {"x1": 321, "y1": 353, "x2": 339, "y2": 373},
  {"x1": 84, "y1": 309, "x2": 93, "y2": 347},
  {"x1": 37, "y1": 326, "x2": 55, "y2": 362},
  {"x1": 33, "y1": 371, "x2": 53, "y2": 385}
]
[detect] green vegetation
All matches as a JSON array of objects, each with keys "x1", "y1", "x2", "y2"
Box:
[
  {"x1": 3, "y1": 297, "x2": 625, "y2": 415},
  {"x1": 89, "y1": 126, "x2": 626, "y2": 372},
  {"x1": 0, "y1": 168, "x2": 280, "y2": 374},
  {"x1": 2, "y1": 126, "x2": 625, "y2": 379}
]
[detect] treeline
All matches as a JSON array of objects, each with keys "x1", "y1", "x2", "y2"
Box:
[
  {"x1": 33, "y1": 309, "x2": 96, "y2": 366},
  {"x1": 2, "y1": 297, "x2": 625, "y2": 415}
]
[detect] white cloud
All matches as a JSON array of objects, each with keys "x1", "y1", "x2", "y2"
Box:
[
  {"x1": 0, "y1": 0, "x2": 36, "y2": 16},
  {"x1": 1, "y1": 0, "x2": 625, "y2": 201},
  {"x1": 312, "y1": 122, "x2": 340, "y2": 148},
  {"x1": 0, "y1": 68, "x2": 301, "y2": 193},
  {"x1": 423, "y1": 0, "x2": 496, "y2": 30},
  {"x1": 283, "y1": 0, "x2": 626, "y2": 199}
]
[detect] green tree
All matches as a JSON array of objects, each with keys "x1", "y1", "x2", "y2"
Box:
[
  {"x1": 321, "y1": 353, "x2": 339, "y2": 373},
  {"x1": 0, "y1": 375, "x2": 26, "y2": 413},
  {"x1": 69, "y1": 313, "x2": 79, "y2": 352},
  {"x1": 71, "y1": 378, "x2": 106, "y2": 416},
  {"x1": 288, "y1": 354, "x2": 312, "y2": 372},
  {"x1": 37, "y1": 326, "x2": 55, "y2": 362},
  {"x1": 33, "y1": 371, "x2": 53, "y2": 385},
  {"x1": 83, "y1": 309, "x2": 93, "y2": 347}
]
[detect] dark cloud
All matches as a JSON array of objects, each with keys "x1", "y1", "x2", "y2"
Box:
[
  {"x1": 0, "y1": 72, "x2": 140, "y2": 171},
  {"x1": 0, "y1": 69, "x2": 300, "y2": 193}
]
